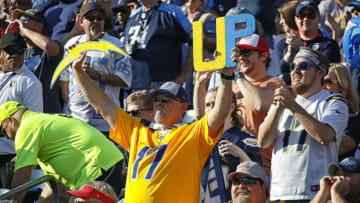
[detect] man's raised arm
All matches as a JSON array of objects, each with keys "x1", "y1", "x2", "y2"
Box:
[{"x1": 71, "y1": 53, "x2": 118, "y2": 128}]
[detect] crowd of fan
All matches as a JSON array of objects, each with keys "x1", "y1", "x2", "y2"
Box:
[{"x1": 1, "y1": 0, "x2": 360, "y2": 203}]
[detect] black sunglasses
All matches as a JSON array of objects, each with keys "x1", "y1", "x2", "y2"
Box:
[
  {"x1": 126, "y1": 109, "x2": 152, "y2": 117},
  {"x1": 3, "y1": 47, "x2": 24, "y2": 55},
  {"x1": 290, "y1": 61, "x2": 312, "y2": 72},
  {"x1": 296, "y1": 12, "x2": 317, "y2": 20},
  {"x1": 152, "y1": 96, "x2": 183, "y2": 103},
  {"x1": 84, "y1": 15, "x2": 105, "y2": 21},
  {"x1": 232, "y1": 177, "x2": 260, "y2": 186},
  {"x1": 238, "y1": 49, "x2": 253, "y2": 57},
  {"x1": 324, "y1": 78, "x2": 335, "y2": 84}
]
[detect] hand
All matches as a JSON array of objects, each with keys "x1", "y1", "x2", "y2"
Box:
[
  {"x1": 285, "y1": 31, "x2": 302, "y2": 50},
  {"x1": 194, "y1": 71, "x2": 212, "y2": 85},
  {"x1": 82, "y1": 66, "x2": 102, "y2": 81},
  {"x1": 231, "y1": 47, "x2": 240, "y2": 63},
  {"x1": 273, "y1": 85, "x2": 297, "y2": 111},
  {"x1": 326, "y1": 12, "x2": 340, "y2": 40},
  {"x1": 331, "y1": 176, "x2": 350, "y2": 197},
  {"x1": 218, "y1": 139, "x2": 244, "y2": 158},
  {"x1": 71, "y1": 52, "x2": 87, "y2": 72},
  {"x1": 319, "y1": 176, "x2": 334, "y2": 200},
  {"x1": 71, "y1": 14, "x2": 84, "y2": 35}
]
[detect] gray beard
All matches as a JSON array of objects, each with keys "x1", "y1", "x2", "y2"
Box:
[{"x1": 232, "y1": 195, "x2": 251, "y2": 203}]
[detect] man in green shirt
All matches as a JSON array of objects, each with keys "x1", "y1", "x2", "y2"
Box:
[{"x1": 0, "y1": 101, "x2": 124, "y2": 202}]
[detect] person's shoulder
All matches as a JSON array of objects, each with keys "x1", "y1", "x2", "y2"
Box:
[
  {"x1": 64, "y1": 34, "x2": 85, "y2": 48},
  {"x1": 102, "y1": 33, "x2": 122, "y2": 47}
]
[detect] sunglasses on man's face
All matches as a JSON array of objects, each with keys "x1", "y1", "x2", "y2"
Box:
[
  {"x1": 290, "y1": 61, "x2": 313, "y2": 72},
  {"x1": 231, "y1": 177, "x2": 260, "y2": 186},
  {"x1": 83, "y1": 15, "x2": 105, "y2": 22},
  {"x1": 3, "y1": 47, "x2": 24, "y2": 55},
  {"x1": 152, "y1": 96, "x2": 182, "y2": 104},
  {"x1": 296, "y1": 12, "x2": 317, "y2": 20},
  {"x1": 126, "y1": 109, "x2": 152, "y2": 117}
]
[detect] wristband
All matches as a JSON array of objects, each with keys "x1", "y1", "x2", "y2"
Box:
[
  {"x1": 234, "y1": 71, "x2": 245, "y2": 80},
  {"x1": 221, "y1": 72, "x2": 235, "y2": 80}
]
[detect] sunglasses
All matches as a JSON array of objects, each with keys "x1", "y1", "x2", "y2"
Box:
[
  {"x1": 84, "y1": 15, "x2": 105, "y2": 22},
  {"x1": 232, "y1": 177, "x2": 260, "y2": 186},
  {"x1": 3, "y1": 47, "x2": 24, "y2": 55},
  {"x1": 238, "y1": 49, "x2": 254, "y2": 57},
  {"x1": 324, "y1": 78, "x2": 336, "y2": 84},
  {"x1": 296, "y1": 12, "x2": 317, "y2": 20},
  {"x1": 152, "y1": 96, "x2": 183, "y2": 103},
  {"x1": 290, "y1": 61, "x2": 312, "y2": 72},
  {"x1": 126, "y1": 109, "x2": 152, "y2": 117}
]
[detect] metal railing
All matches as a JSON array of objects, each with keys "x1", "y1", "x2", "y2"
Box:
[{"x1": 0, "y1": 175, "x2": 59, "y2": 203}]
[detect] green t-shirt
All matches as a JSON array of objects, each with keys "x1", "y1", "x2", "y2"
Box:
[{"x1": 14, "y1": 111, "x2": 123, "y2": 189}]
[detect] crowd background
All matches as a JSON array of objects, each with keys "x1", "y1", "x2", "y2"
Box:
[{"x1": 1, "y1": 0, "x2": 360, "y2": 202}]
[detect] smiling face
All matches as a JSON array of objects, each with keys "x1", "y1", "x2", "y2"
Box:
[
  {"x1": 237, "y1": 49, "x2": 267, "y2": 77},
  {"x1": 295, "y1": 7, "x2": 320, "y2": 36},
  {"x1": 290, "y1": 58, "x2": 322, "y2": 96},
  {"x1": 231, "y1": 174, "x2": 267, "y2": 203}
]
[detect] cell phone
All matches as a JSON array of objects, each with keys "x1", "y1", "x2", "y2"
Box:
[{"x1": 84, "y1": 56, "x2": 91, "y2": 67}]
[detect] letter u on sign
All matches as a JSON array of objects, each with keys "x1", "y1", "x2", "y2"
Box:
[{"x1": 193, "y1": 13, "x2": 256, "y2": 72}]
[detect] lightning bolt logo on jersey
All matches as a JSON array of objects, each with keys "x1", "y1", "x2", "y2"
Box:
[{"x1": 110, "y1": 109, "x2": 223, "y2": 203}]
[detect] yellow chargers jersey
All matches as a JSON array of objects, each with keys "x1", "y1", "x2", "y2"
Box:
[{"x1": 110, "y1": 108, "x2": 223, "y2": 203}]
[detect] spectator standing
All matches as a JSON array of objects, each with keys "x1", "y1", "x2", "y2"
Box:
[
  {"x1": 227, "y1": 161, "x2": 268, "y2": 203},
  {"x1": 12, "y1": 9, "x2": 64, "y2": 113},
  {"x1": 232, "y1": 33, "x2": 285, "y2": 175},
  {"x1": 323, "y1": 63, "x2": 360, "y2": 161},
  {"x1": 71, "y1": 49, "x2": 234, "y2": 202},
  {"x1": 0, "y1": 101, "x2": 125, "y2": 202},
  {"x1": 61, "y1": 1, "x2": 132, "y2": 135},
  {"x1": 258, "y1": 47, "x2": 349, "y2": 201},
  {"x1": 276, "y1": 0, "x2": 341, "y2": 74},
  {"x1": 123, "y1": 0, "x2": 193, "y2": 90},
  {"x1": 194, "y1": 71, "x2": 262, "y2": 203}
]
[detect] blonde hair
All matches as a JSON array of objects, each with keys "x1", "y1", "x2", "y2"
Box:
[{"x1": 329, "y1": 63, "x2": 359, "y2": 113}]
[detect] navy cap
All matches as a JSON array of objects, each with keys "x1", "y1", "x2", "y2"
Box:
[
  {"x1": 147, "y1": 82, "x2": 187, "y2": 103},
  {"x1": 328, "y1": 157, "x2": 360, "y2": 176},
  {"x1": 348, "y1": 0, "x2": 360, "y2": 7},
  {"x1": 295, "y1": 0, "x2": 320, "y2": 16}
]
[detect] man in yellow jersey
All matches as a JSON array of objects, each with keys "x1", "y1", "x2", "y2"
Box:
[{"x1": 71, "y1": 52, "x2": 234, "y2": 203}]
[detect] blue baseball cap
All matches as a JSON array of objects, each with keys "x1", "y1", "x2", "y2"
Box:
[
  {"x1": 328, "y1": 157, "x2": 360, "y2": 176},
  {"x1": 348, "y1": 0, "x2": 360, "y2": 8},
  {"x1": 295, "y1": 0, "x2": 320, "y2": 16},
  {"x1": 147, "y1": 82, "x2": 187, "y2": 103}
]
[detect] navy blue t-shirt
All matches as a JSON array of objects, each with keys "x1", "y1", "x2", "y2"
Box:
[{"x1": 123, "y1": 2, "x2": 191, "y2": 89}]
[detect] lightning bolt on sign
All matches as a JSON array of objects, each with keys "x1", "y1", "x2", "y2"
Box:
[{"x1": 50, "y1": 40, "x2": 129, "y2": 89}]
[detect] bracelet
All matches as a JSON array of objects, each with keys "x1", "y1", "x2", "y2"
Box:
[
  {"x1": 234, "y1": 71, "x2": 245, "y2": 80},
  {"x1": 221, "y1": 72, "x2": 235, "y2": 80}
]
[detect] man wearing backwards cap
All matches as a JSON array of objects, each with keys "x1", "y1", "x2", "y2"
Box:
[
  {"x1": 0, "y1": 101, "x2": 125, "y2": 202},
  {"x1": 259, "y1": 47, "x2": 349, "y2": 201},
  {"x1": 311, "y1": 157, "x2": 360, "y2": 203},
  {"x1": 232, "y1": 33, "x2": 286, "y2": 176},
  {"x1": 71, "y1": 48, "x2": 234, "y2": 202},
  {"x1": 227, "y1": 161, "x2": 268, "y2": 203}
]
